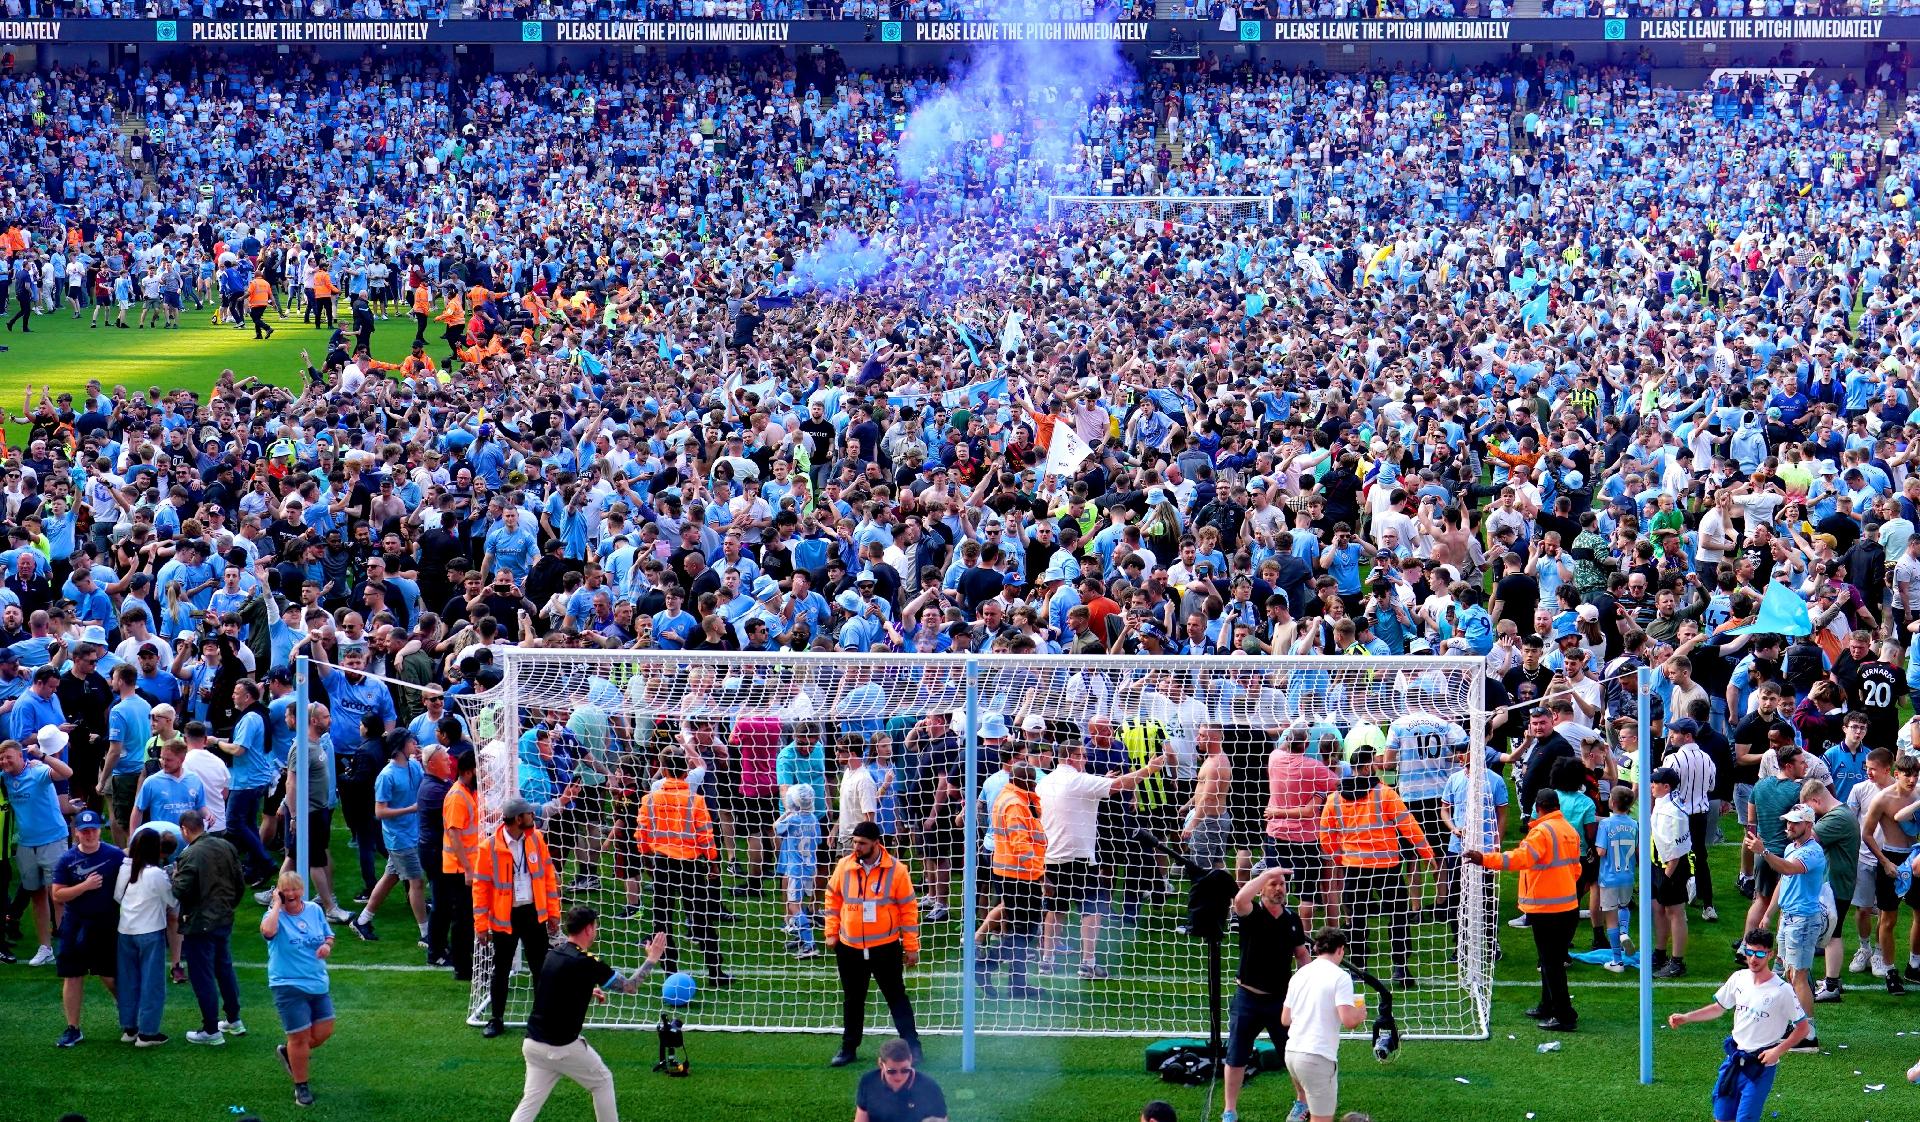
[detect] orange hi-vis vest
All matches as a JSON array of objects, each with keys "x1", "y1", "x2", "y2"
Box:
[
  {"x1": 246, "y1": 277, "x2": 272, "y2": 308},
  {"x1": 412, "y1": 284, "x2": 432, "y2": 315},
  {"x1": 1319, "y1": 782, "x2": 1433, "y2": 869},
  {"x1": 437, "y1": 294, "x2": 465, "y2": 325},
  {"x1": 825, "y1": 846, "x2": 920, "y2": 954},
  {"x1": 441, "y1": 781, "x2": 480, "y2": 876},
  {"x1": 990, "y1": 785, "x2": 1046, "y2": 881},
  {"x1": 1478, "y1": 810, "x2": 1583, "y2": 914},
  {"x1": 637, "y1": 778, "x2": 716, "y2": 861},
  {"x1": 472, "y1": 823, "x2": 561, "y2": 933}
]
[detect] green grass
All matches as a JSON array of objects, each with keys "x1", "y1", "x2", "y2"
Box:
[
  {"x1": 4, "y1": 831, "x2": 1918, "y2": 1122},
  {"x1": 0, "y1": 302, "x2": 427, "y2": 443}
]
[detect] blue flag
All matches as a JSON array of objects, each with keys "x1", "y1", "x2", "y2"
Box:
[
  {"x1": 1518, "y1": 287, "x2": 1550, "y2": 329},
  {"x1": 1730, "y1": 581, "x2": 1812, "y2": 638}
]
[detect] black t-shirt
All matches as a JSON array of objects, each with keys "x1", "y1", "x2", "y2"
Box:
[
  {"x1": 1853, "y1": 661, "x2": 1906, "y2": 743},
  {"x1": 525, "y1": 943, "x2": 617, "y2": 1047},
  {"x1": 1236, "y1": 900, "x2": 1307, "y2": 996},
  {"x1": 856, "y1": 1068, "x2": 949, "y2": 1122},
  {"x1": 1493, "y1": 573, "x2": 1539, "y2": 629},
  {"x1": 1502, "y1": 662, "x2": 1553, "y2": 711}
]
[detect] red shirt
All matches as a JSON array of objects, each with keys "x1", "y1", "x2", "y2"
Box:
[{"x1": 1267, "y1": 749, "x2": 1339, "y2": 843}]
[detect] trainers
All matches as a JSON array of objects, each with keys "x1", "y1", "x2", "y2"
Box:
[
  {"x1": 1814, "y1": 982, "x2": 1843, "y2": 1004},
  {"x1": 1077, "y1": 962, "x2": 1110, "y2": 980},
  {"x1": 293, "y1": 1083, "x2": 315, "y2": 1108},
  {"x1": 1653, "y1": 960, "x2": 1688, "y2": 979},
  {"x1": 220, "y1": 1019, "x2": 247, "y2": 1036},
  {"x1": 924, "y1": 902, "x2": 950, "y2": 922},
  {"x1": 1507, "y1": 915, "x2": 1531, "y2": 929},
  {"x1": 1222, "y1": 1112, "x2": 1237, "y2": 1122},
  {"x1": 1736, "y1": 875, "x2": 1756, "y2": 900},
  {"x1": 1874, "y1": 951, "x2": 1892, "y2": 978},
  {"x1": 1286, "y1": 1103, "x2": 1310, "y2": 1122},
  {"x1": 794, "y1": 946, "x2": 820, "y2": 960},
  {"x1": 325, "y1": 908, "x2": 354, "y2": 924},
  {"x1": 1851, "y1": 944, "x2": 1874, "y2": 974},
  {"x1": 55, "y1": 1026, "x2": 83, "y2": 1048},
  {"x1": 611, "y1": 903, "x2": 640, "y2": 920},
  {"x1": 27, "y1": 945, "x2": 54, "y2": 967},
  {"x1": 120, "y1": 1028, "x2": 138, "y2": 1044},
  {"x1": 278, "y1": 1043, "x2": 294, "y2": 1077},
  {"x1": 170, "y1": 962, "x2": 187, "y2": 985},
  {"x1": 350, "y1": 918, "x2": 378, "y2": 942},
  {"x1": 569, "y1": 875, "x2": 603, "y2": 894},
  {"x1": 1891, "y1": 972, "x2": 1908, "y2": 996},
  {"x1": 352, "y1": 890, "x2": 370, "y2": 903},
  {"x1": 1905, "y1": 966, "x2": 1920, "y2": 985},
  {"x1": 254, "y1": 888, "x2": 276, "y2": 906},
  {"x1": 135, "y1": 1033, "x2": 169, "y2": 1048},
  {"x1": 186, "y1": 1030, "x2": 225, "y2": 1046},
  {"x1": 1789, "y1": 1037, "x2": 1822, "y2": 1054},
  {"x1": 1603, "y1": 959, "x2": 1627, "y2": 974},
  {"x1": 1701, "y1": 906, "x2": 1719, "y2": 923}
]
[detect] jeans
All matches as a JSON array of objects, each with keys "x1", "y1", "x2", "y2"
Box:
[
  {"x1": 225, "y1": 786, "x2": 275, "y2": 879},
  {"x1": 183, "y1": 925, "x2": 242, "y2": 1033},
  {"x1": 116, "y1": 929, "x2": 168, "y2": 1035}
]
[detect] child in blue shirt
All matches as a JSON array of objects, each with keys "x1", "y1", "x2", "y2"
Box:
[
  {"x1": 1595, "y1": 787, "x2": 1639, "y2": 972},
  {"x1": 773, "y1": 785, "x2": 821, "y2": 960}
]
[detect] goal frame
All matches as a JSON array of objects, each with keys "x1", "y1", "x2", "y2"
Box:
[
  {"x1": 461, "y1": 649, "x2": 1494, "y2": 1053},
  {"x1": 1046, "y1": 194, "x2": 1276, "y2": 224}
]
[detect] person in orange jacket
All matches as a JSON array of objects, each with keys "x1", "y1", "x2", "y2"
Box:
[
  {"x1": 636, "y1": 748, "x2": 731, "y2": 987},
  {"x1": 410, "y1": 280, "x2": 433, "y2": 346},
  {"x1": 979, "y1": 762, "x2": 1047, "y2": 999},
  {"x1": 246, "y1": 273, "x2": 275, "y2": 339},
  {"x1": 435, "y1": 747, "x2": 479, "y2": 982},
  {"x1": 826, "y1": 820, "x2": 922, "y2": 1068},
  {"x1": 473, "y1": 797, "x2": 561, "y2": 1038},
  {"x1": 1318, "y1": 746, "x2": 1433, "y2": 988},
  {"x1": 310, "y1": 265, "x2": 337, "y2": 329},
  {"x1": 1465, "y1": 788, "x2": 1585, "y2": 1032}
]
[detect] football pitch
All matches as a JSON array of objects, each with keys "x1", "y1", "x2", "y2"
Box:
[{"x1": 2, "y1": 836, "x2": 1915, "y2": 1122}]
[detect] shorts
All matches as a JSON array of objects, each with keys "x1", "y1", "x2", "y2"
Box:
[
  {"x1": 385, "y1": 846, "x2": 425, "y2": 881},
  {"x1": 56, "y1": 918, "x2": 118, "y2": 979},
  {"x1": 1285, "y1": 1051, "x2": 1339, "y2": 1118},
  {"x1": 290, "y1": 806, "x2": 333, "y2": 869},
  {"x1": 1599, "y1": 883, "x2": 1634, "y2": 912},
  {"x1": 1653, "y1": 862, "x2": 1691, "y2": 908},
  {"x1": 272, "y1": 986, "x2": 335, "y2": 1034},
  {"x1": 784, "y1": 873, "x2": 815, "y2": 904},
  {"x1": 919, "y1": 817, "x2": 961, "y2": 866},
  {"x1": 1753, "y1": 857, "x2": 1780, "y2": 904},
  {"x1": 110, "y1": 772, "x2": 141, "y2": 829},
  {"x1": 1731, "y1": 784, "x2": 1755, "y2": 836},
  {"x1": 1263, "y1": 839, "x2": 1328, "y2": 895},
  {"x1": 1225, "y1": 986, "x2": 1287, "y2": 1068},
  {"x1": 1408, "y1": 799, "x2": 1449, "y2": 856},
  {"x1": 1045, "y1": 860, "x2": 1107, "y2": 910},
  {"x1": 14, "y1": 840, "x2": 62, "y2": 892},
  {"x1": 735, "y1": 795, "x2": 779, "y2": 835},
  {"x1": 1187, "y1": 812, "x2": 1233, "y2": 869},
  {"x1": 1851, "y1": 859, "x2": 1880, "y2": 910},
  {"x1": 1776, "y1": 911, "x2": 1820, "y2": 971},
  {"x1": 1874, "y1": 851, "x2": 1920, "y2": 912}
]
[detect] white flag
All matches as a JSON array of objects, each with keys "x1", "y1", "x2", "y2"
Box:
[{"x1": 1044, "y1": 423, "x2": 1093, "y2": 479}]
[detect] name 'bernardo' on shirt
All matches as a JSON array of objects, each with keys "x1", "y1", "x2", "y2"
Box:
[
  {"x1": 189, "y1": 20, "x2": 429, "y2": 41},
  {"x1": 1639, "y1": 17, "x2": 1881, "y2": 38}
]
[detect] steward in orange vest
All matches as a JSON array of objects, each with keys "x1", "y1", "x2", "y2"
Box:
[
  {"x1": 982, "y1": 764, "x2": 1047, "y2": 997},
  {"x1": 1465, "y1": 789, "x2": 1585, "y2": 1030},
  {"x1": 437, "y1": 752, "x2": 480, "y2": 981},
  {"x1": 826, "y1": 821, "x2": 923, "y2": 1066},
  {"x1": 637, "y1": 751, "x2": 729, "y2": 985},
  {"x1": 1316, "y1": 750, "x2": 1434, "y2": 985},
  {"x1": 473, "y1": 797, "x2": 560, "y2": 1036}
]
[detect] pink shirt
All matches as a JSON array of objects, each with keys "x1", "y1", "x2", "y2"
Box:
[
  {"x1": 1266, "y1": 749, "x2": 1338, "y2": 843},
  {"x1": 733, "y1": 716, "x2": 784, "y2": 799}
]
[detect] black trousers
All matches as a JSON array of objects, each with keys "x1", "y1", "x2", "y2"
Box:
[
  {"x1": 251, "y1": 305, "x2": 272, "y2": 338},
  {"x1": 648, "y1": 857, "x2": 720, "y2": 972},
  {"x1": 1530, "y1": 909, "x2": 1579, "y2": 1024},
  {"x1": 834, "y1": 939, "x2": 919, "y2": 1053},
  {"x1": 336, "y1": 776, "x2": 384, "y2": 893},
  {"x1": 430, "y1": 869, "x2": 473, "y2": 979},
  {"x1": 311, "y1": 296, "x2": 335, "y2": 327},
  {"x1": 1341, "y1": 870, "x2": 1412, "y2": 975},
  {"x1": 413, "y1": 310, "x2": 430, "y2": 344},
  {"x1": 488, "y1": 903, "x2": 550, "y2": 1024},
  {"x1": 1687, "y1": 809, "x2": 1716, "y2": 908}
]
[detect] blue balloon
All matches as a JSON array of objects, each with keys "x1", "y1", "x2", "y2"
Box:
[{"x1": 662, "y1": 971, "x2": 697, "y2": 1007}]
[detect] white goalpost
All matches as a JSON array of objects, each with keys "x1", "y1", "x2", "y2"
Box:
[
  {"x1": 1046, "y1": 194, "x2": 1276, "y2": 226},
  {"x1": 458, "y1": 650, "x2": 1493, "y2": 1050}
]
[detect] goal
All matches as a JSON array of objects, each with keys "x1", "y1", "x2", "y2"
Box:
[
  {"x1": 1046, "y1": 194, "x2": 1276, "y2": 227},
  {"x1": 460, "y1": 650, "x2": 1493, "y2": 1046}
]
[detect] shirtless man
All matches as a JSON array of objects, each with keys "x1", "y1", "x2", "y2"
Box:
[
  {"x1": 1182, "y1": 723, "x2": 1232, "y2": 871},
  {"x1": 1421, "y1": 498, "x2": 1474, "y2": 579},
  {"x1": 1863, "y1": 754, "x2": 1920, "y2": 995}
]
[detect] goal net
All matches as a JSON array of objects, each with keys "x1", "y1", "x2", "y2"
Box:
[
  {"x1": 1046, "y1": 194, "x2": 1276, "y2": 228},
  {"x1": 460, "y1": 650, "x2": 1492, "y2": 1043}
]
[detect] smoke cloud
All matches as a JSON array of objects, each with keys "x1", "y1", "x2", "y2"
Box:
[{"x1": 790, "y1": 7, "x2": 1135, "y2": 298}]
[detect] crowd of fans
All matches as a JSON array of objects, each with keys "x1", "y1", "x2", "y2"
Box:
[{"x1": 1, "y1": 45, "x2": 1920, "y2": 1114}]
